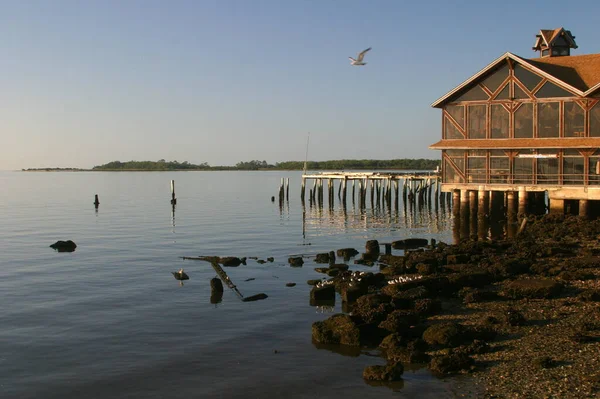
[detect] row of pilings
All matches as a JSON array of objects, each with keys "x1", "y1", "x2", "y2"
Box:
[{"x1": 300, "y1": 175, "x2": 448, "y2": 209}]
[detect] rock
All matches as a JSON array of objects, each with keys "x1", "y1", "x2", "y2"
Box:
[
  {"x1": 267, "y1": 257, "x2": 274, "y2": 262},
  {"x1": 363, "y1": 362, "x2": 404, "y2": 381},
  {"x1": 423, "y1": 323, "x2": 463, "y2": 347},
  {"x1": 210, "y1": 278, "x2": 223, "y2": 292},
  {"x1": 352, "y1": 294, "x2": 393, "y2": 324},
  {"x1": 329, "y1": 263, "x2": 349, "y2": 271},
  {"x1": 558, "y1": 270, "x2": 595, "y2": 281},
  {"x1": 534, "y1": 356, "x2": 556, "y2": 369},
  {"x1": 365, "y1": 240, "x2": 380, "y2": 255},
  {"x1": 337, "y1": 248, "x2": 359, "y2": 259},
  {"x1": 219, "y1": 257, "x2": 243, "y2": 267},
  {"x1": 286, "y1": 282, "x2": 296, "y2": 287},
  {"x1": 378, "y1": 310, "x2": 420, "y2": 334},
  {"x1": 310, "y1": 285, "x2": 335, "y2": 301},
  {"x1": 312, "y1": 314, "x2": 361, "y2": 346},
  {"x1": 416, "y1": 263, "x2": 436, "y2": 275},
  {"x1": 315, "y1": 253, "x2": 331, "y2": 263},
  {"x1": 378, "y1": 255, "x2": 406, "y2": 267},
  {"x1": 242, "y1": 293, "x2": 268, "y2": 302},
  {"x1": 503, "y1": 279, "x2": 563, "y2": 299},
  {"x1": 379, "y1": 333, "x2": 408, "y2": 350},
  {"x1": 288, "y1": 257, "x2": 304, "y2": 267},
  {"x1": 210, "y1": 291, "x2": 223, "y2": 304},
  {"x1": 429, "y1": 352, "x2": 474, "y2": 374},
  {"x1": 413, "y1": 298, "x2": 442, "y2": 316},
  {"x1": 341, "y1": 285, "x2": 367, "y2": 303},
  {"x1": 257, "y1": 259, "x2": 266, "y2": 264},
  {"x1": 49, "y1": 240, "x2": 77, "y2": 252},
  {"x1": 307, "y1": 279, "x2": 322, "y2": 286},
  {"x1": 446, "y1": 254, "x2": 469, "y2": 265},
  {"x1": 578, "y1": 289, "x2": 600, "y2": 302},
  {"x1": 387, "y1": 347, "x2": 430, "y2": 364},
  {"x1": 326, "y1": 269, "x2": 339, "y2": 277},
  {"x1": 391, "y1": 238, "x2": 429, "y2": 249},
  {"x1": 314, "y1": 267, "x2": 329, "y2": 274},
  {"x1": 504, "y1": 307, "x2": 526, "y2": 326}
]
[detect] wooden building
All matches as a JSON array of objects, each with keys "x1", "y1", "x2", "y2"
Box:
[{"x1": 430, "y1": 28, "x2": 600, "y2": 217}]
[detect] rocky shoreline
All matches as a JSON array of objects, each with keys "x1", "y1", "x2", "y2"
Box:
[{"x1": 309, "y1": 214, "x2": 600, "y2": 398}]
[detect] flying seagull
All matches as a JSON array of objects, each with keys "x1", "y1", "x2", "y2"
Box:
[{"x1": 349, "y1": 47, "x2": 371, "y2": 66}]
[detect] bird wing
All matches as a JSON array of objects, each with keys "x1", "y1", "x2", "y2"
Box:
[
  {"x1": 348, "y1": 57, "x2": 356, "y2": 62},
  {"x1": 356, "y1": 47, "x2": 371, "y2": 61}
]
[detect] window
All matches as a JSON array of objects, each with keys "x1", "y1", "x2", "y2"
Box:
[
  {"x1": 444, "y1": 105, "x2": 464, "y2": 139},
  {"x1": 563, "y1": 150, "x2": 584, "y2": 185},
  {"x1": 468, "y1": 105, "x2": 486, "y2": 139},
  {"x1": 494, "y1": 84, "x2": 510, "y2": 100},
  {"x1": 537, "y1": 151, "x2": 559, "y2": 184},
  {"x1": 564, "y1": 102, "x2": 585, "y2": 137},
  {"x1": 467, "y1": 150, "x2": 486, "y2": 183},
  {"x1": 456, "y1": 85, "x2": 489, "y2": 102},
  {"x1": 482, "y1": 64, "x2": 509, "y2": 92},
  {"x1": 514, "y1": 64, "x2": 542, "y2": 91},
  {"x1": 490, "y1": 150, "x2": 509, "y2": 183},
  {"x1": 535, "y1": 82, "x2": 573, "y2": 98},
  {"x1": 590, "y1": 103, "x2": 600, "y2": 137},
  {"x1": 514, "y1": 156, "x2": 533, "y2": 184},
  {"x1": 514, "y1": 85, "x2": 530, "y2": 100},
  {"x1": 491, "y1": 104, "x2": 509, "y2": 138},
  {"x1": 542, "y1": 49, "x2": 549, "y2": 57},
  {"x1": 537, "y1": 102, "x2": 560, "y2": 138},
  {"x1": 514, "y1": 103, "x2": 533, "y2": 138},
  {"x1": 589, "y1": 150, "x2": 600, "y2": 185},
  {"x1": 443, "y1": 150, "x2": 465, "y2": 183}
]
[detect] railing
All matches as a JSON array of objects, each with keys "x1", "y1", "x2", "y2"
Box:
[{"x1": 462, "y1": 171, "x2": 597, "y2": 186}]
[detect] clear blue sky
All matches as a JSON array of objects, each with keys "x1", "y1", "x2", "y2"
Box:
[{"x1": 2, "y1": 0, "x2": 599, "y2": 169}]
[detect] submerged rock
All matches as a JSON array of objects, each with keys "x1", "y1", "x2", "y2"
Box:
[
  {"x1": 363, "y1": 362, "x2": 404, "y2": 381},
  {"x1": 49, "y1": 240, "x2": 77, "y2": 252},
  {"x1": 242, "y1": 293, "x2": 268, "y2": 302},
  {"x1": 288, "y1": 257, "x2": 304, "y2": 267}
]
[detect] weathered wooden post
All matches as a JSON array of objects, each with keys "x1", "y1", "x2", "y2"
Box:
[
  {"x1": 301, "y1": 177, "x2": 306, "y2": 201},
  {"x1": 94, "y1": 194, "x2": 100, "y2": 208},
  {"x1": 286, "y1": 178, "x2": 289, "y2": 201},
  {"x1": 342, "y1": 177, "x2": 347, "y2": 204},
  {"x1": 170, "y1": 180, "x2": 177, "y2": 205}
]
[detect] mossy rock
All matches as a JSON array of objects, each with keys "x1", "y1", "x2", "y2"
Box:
[
  {"x1": 310, "y1": 285, "x2": 335, "y2": 301},
  {"x1": 288, "y1": 257, "x2": 304, "y2": 267},
  {"x1": 429, "y1": 352, "x2": 474, "y2": 374},
  {"x1": 219, "y1": 256, "x2": 243, "y2": 266},
  {"x1": 337, "y1": 248, "x2": 359, "y2": 259},
  {"x1": 363, "y1": 362, "x2": 404, "y2": 381},
  {"x1": 312, "y1": 314, "x2": 361, "y2": 346},
  {"x1": 503, "y1": 279, "x2": 563, "y2": 299},
  {"x1": 422, "y1": 323, "x2": 463, "y2": 347},
  {"x1": 315, "y1": 253, "x2": 331, "y2": 264},
  {"x1": 378, "y1": 254, "x2": 405, "y2": 267},
  {"x1": 378, "y1": 310, "x2": 420, "y2": 334},
  {"x1": 352, "y1": 294, "x2": 393, "y2": 324}
]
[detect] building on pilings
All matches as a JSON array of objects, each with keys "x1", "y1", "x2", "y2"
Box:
[{"x1": 430, "y1": 28, "x2": 600, "y2": 218}]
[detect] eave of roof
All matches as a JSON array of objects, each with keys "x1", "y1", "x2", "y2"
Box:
[{"x1": 429, "y1": 138, "x2": 600, "y2": 150}]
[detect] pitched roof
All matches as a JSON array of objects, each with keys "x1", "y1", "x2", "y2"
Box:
[
  {"x1": 527, "y1": 54, "x2": 600, "y2": 91},
  {"x1": 431, "y1": 52, "x2": 600, "y2": 108},
  {"x1": 533, "y1": 28, "x2": 577, "y2": 51},
  {"x1": 429, "y1": 138, "x2": 600, "y2": 150}
]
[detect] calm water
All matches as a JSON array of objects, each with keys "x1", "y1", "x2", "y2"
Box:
[{"x1": 0, "y1": 171, "x2": 464, "y2": 399}]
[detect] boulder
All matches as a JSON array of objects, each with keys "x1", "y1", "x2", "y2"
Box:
[
  {"x1": 352, "y1": 294, "x2": 393, "y2": 324},
  {"x1": 210, "y1": 278, "x2": 223, "y2": 292},
  {"x1": 219, "y1": 257, "x2": 243, "y2": 267},
  {"x1": 365, "y1": 240, "x2": 380, "y2": 255},
  {"x1": 315, "y1": 253, "x2": 331, "y2": 264},
  {"x1": 422, "y1": 323, "x2": 463, "y2": 347},
  {"x1": 391, "y1": 238, "x2": 429, "y2": 249},
  {"x1": 310, "y1": 285, "x2": 335, "y2": 301},
  {"x1": 337, "y1": 248, "x2": 359, "y2": 259},
  {"x1": 312, "y1": 314, "x2": 361, "y2": 346},
  {"x1": 288, "y1": 257, "x2": 304, "y2": 267},
  {"x1": 363, "y1": 362, "x2": 404, "y2": 381},
  {"x1": 378, "y1": 310, "x2": 420, "y2": 334}
]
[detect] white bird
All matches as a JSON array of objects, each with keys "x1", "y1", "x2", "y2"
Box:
[{"x1": 349, "y1": 47, "x2": 371, "y2": 66}]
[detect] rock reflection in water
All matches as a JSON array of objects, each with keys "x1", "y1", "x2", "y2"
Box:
[
  {"x1": 363, "y1": 379, "x2": 405, "y2": 392},
  {"x1": 311, "y1": 341, "x2": 362, "y2": 357}
]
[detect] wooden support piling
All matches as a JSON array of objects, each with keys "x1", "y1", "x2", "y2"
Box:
[{"x1": 170, "y1": 180, "x2": 177, "y2": 205}]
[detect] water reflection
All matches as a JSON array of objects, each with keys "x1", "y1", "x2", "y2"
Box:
[
  {"x1": 363, "y1": 379, "x2": 405, "y2": 392},
  {"x1": 312, "y1": 341, "x2": 362, "y2": 357}
]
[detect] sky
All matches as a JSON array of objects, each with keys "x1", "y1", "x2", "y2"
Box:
[{"x1": 2, "y1": 0, "x2": 600, "y2": 170}]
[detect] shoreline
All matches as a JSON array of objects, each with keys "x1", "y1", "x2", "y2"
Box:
[{"x1": 310, "y1": 214, "x2": 600, "y2": 398}]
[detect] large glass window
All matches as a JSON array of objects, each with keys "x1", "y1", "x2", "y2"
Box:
[
  {"x1": 444, "y1": 105, "x2": 464, "y2": 139},
  {"x1": 467, "y1": 150, "x2": 486, "y2": 183},
  {"x1": 563, "y1": 150, "x2": 584, "y2": 185},
  {"x1": 537, "y1": 102, "x2": 560, "y2": 138},
  {"x1": 590, "y1": 103, "x2": 600, "y2": 137},
  {"x1": 456, "y1": 85, "x2": 489, "y2": 102},
  {"x1": 490, "y1": 150, "x2": 509, "y2": 183},
  {"x1": 468, "y1": 105, "x2": 486, "y2": 139},
  {"x1": 514, "y1": 103, "x2": 533, "y2": 138},
  {"x1": 536, "y1": 150, "x2": 559, "y2": 184},
  {"x1": 514, "y1": 156, "x2": 534, "y2": 184},
  {"x1": 535, "y1": 82, "x2": 574, "y2": 98},
  {"x1": 491, "y1": 104, "x2": 509, "y2": 138},
  {"x1": 514, "y1": 64, "x2": 542, "y2": 91},
  {"x1": 443, "y1": 150, "x2": 465, "y2": 183},
  {"x1": 564, "y1": 102, "x2": 585, "y2": 137}
]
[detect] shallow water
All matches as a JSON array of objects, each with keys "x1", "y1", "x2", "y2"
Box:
[{"x1": 0, "y1": 170, "x2": 462, "y2": 398}]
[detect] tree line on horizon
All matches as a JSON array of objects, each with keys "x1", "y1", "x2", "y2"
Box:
[{"x1": 90, "y1": 158, "x2": 440, "y2": 171}]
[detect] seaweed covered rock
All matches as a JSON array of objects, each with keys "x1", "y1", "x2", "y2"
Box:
[
  {"x1": 352, "y1": 294, "x2": 393, "y2": 324},
  {"x1": 315, "y1": 253, "x2": 331, "y2": 264},
  {"x1": 378, "y1": 310, "x2": 420, "y2": 334},
  {"x1": 312, "y1": 314, "x2": 361, "y2": 346},
  {"x1": 363, "y1": 362, "x2": 404, "y2": 381},
  {"x1": 422, "y1": 323, "x2": 464, "y2": 348},
  {"x1": 219, "y1": 256, "x2": 243, "y2": 267},
  {"x1": 288, "y1": 257, "x2": 304, "y2": 267},
  {"x1": 310, "y1": 284, "x2": 335, "y2": 301},
  {"x1": 337, "y1": 248, "x2": 359, "y2": 259},
  {"x1": 429, "y1": 351, "x2": 474, "y2": 374},
  {"x1": 502, "y1": 279, "x2": 563, "y2": 299}
]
